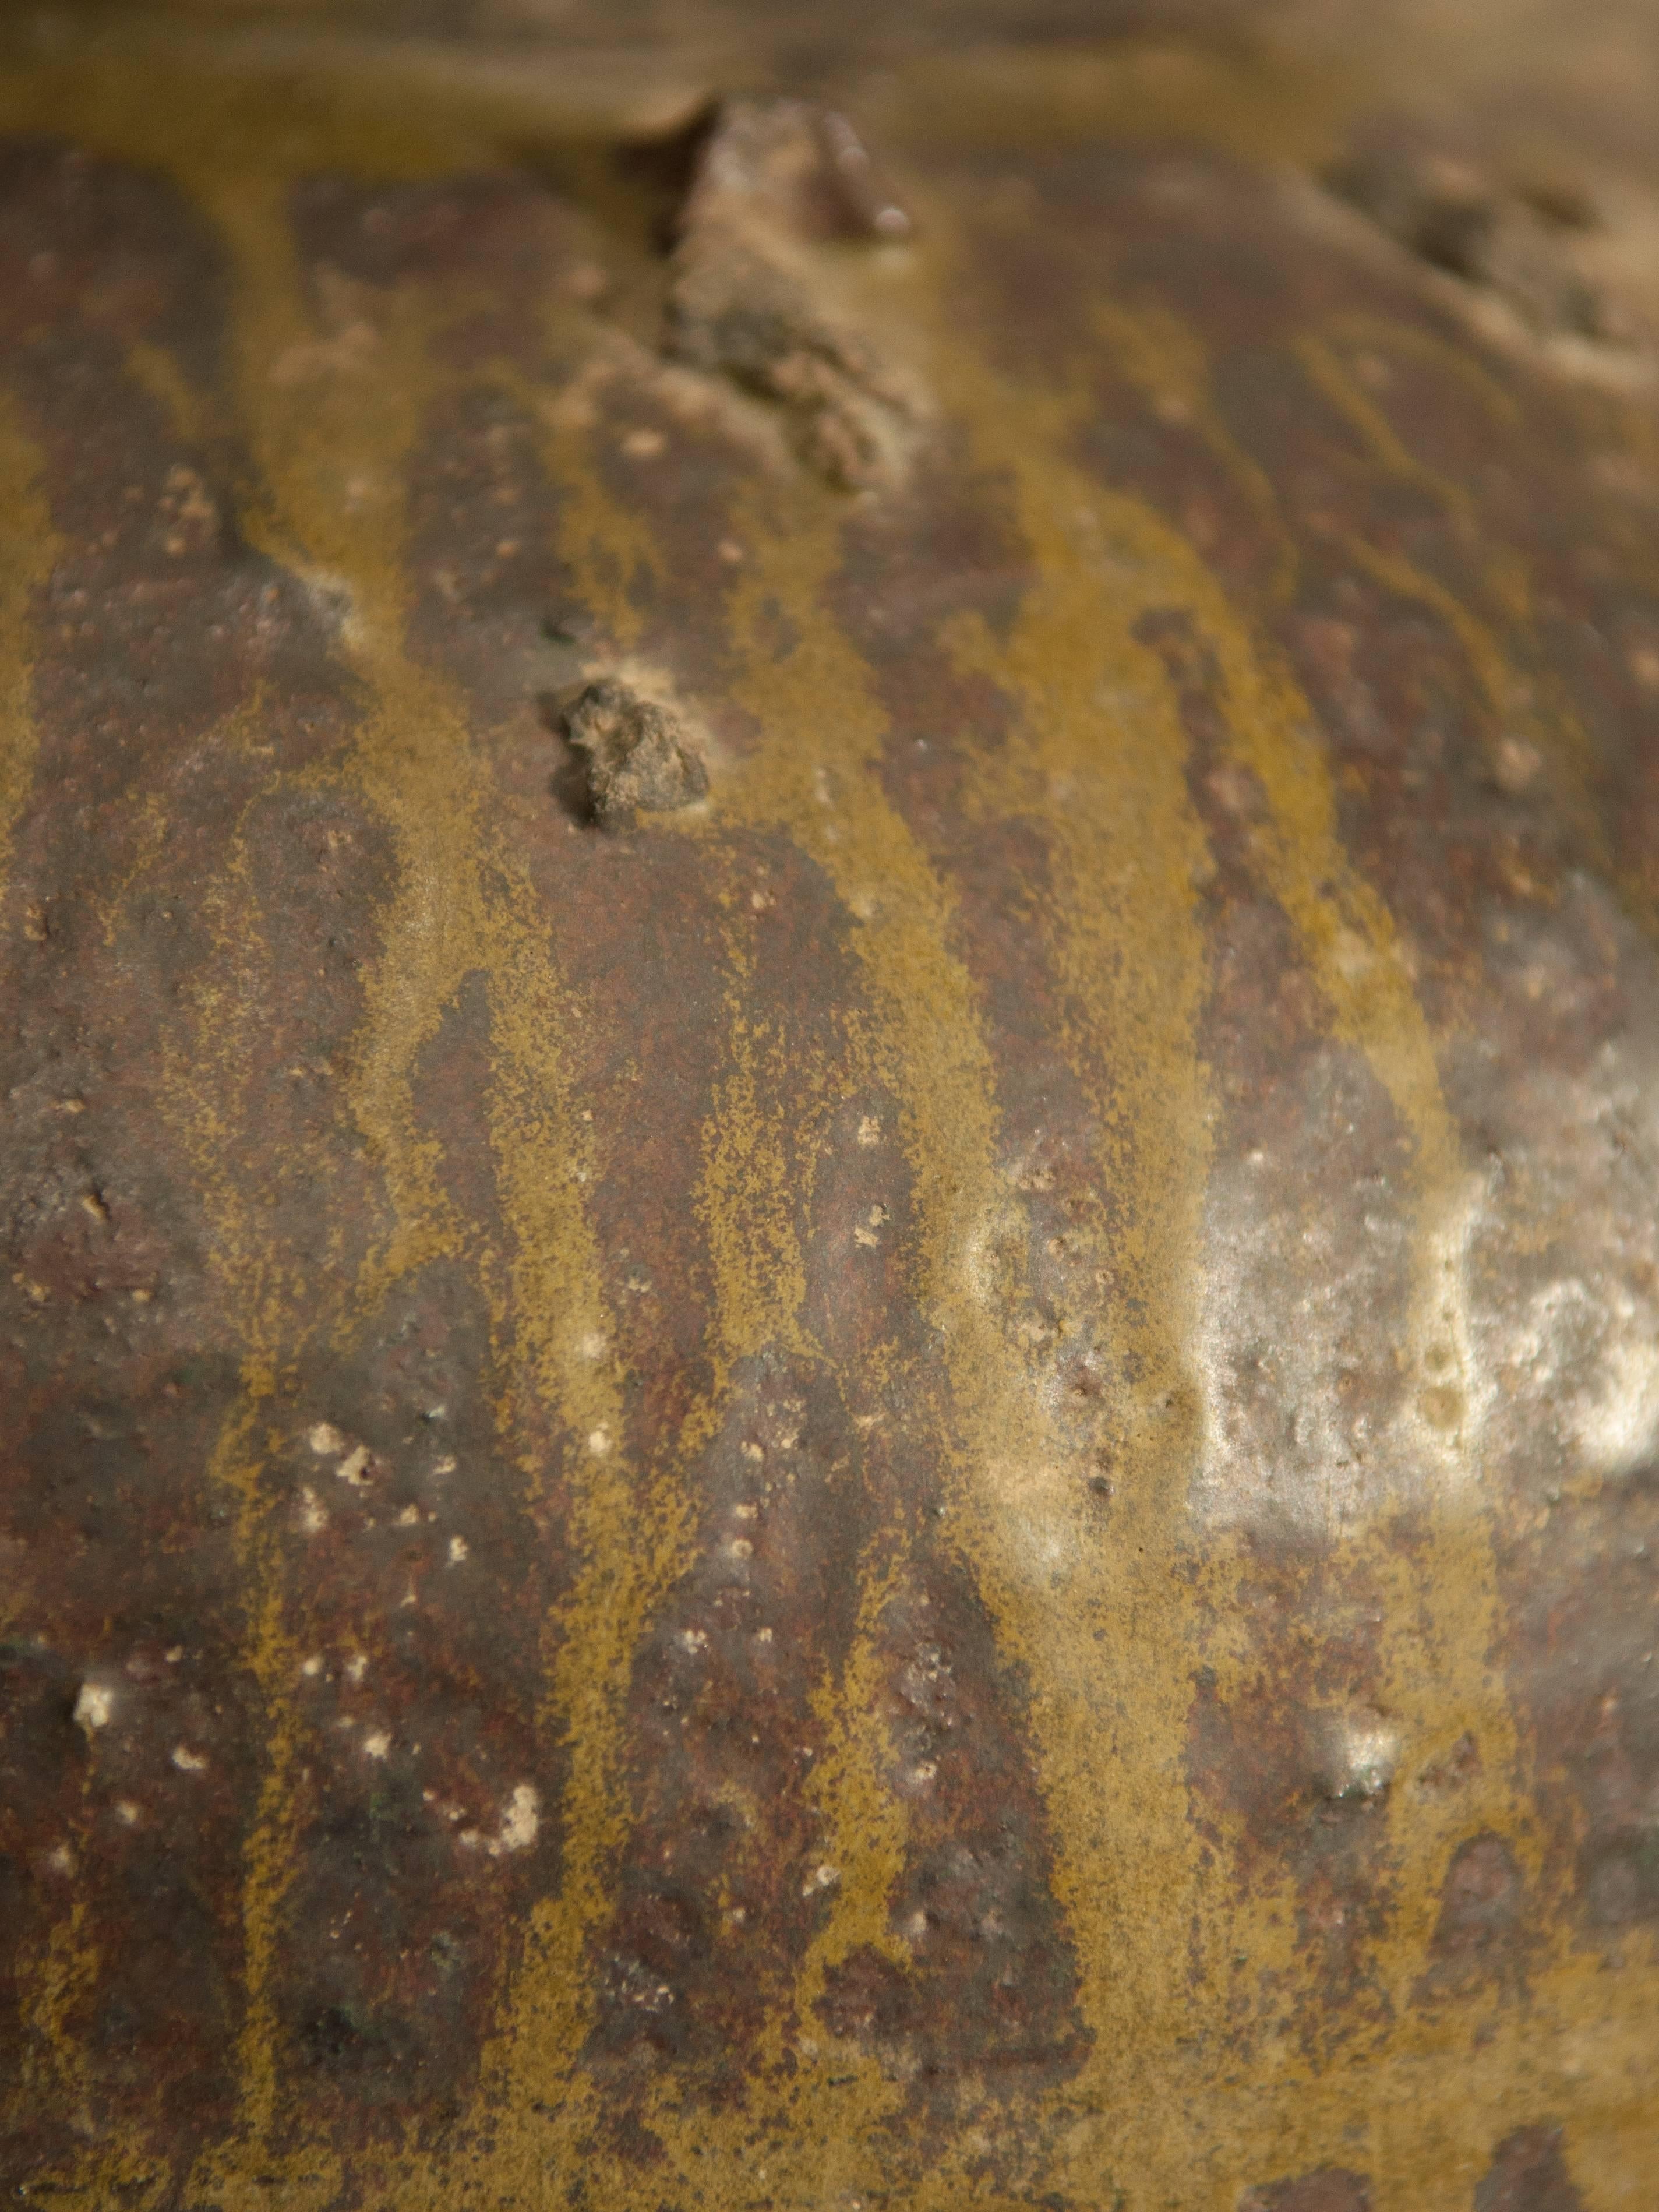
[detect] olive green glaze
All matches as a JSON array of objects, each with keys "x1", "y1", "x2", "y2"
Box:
[{"x1": 1, "y1": 11, "x2": 1657, "y2": 2207}]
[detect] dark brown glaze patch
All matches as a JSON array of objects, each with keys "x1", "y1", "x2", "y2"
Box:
[
  {"x1": 594, "y1": 1354, "x2": 869, "y2": 2101},
  {"x1": 269, "y1": 1251, "x2": 552, "y2": 2145},
  {"x1": 867, "y1": 1561, "x2": 1086, "y2": 2100},
  {"x1": 1239, "y1": 2171, "x2": 1373, "y2": 2212},
  {"x1": 1414, "y1": 1830, "x2": 1528, "y2": 2003},
  {"x1": 1473, "y1": 2124, "x2": 1584, "y2": 2212}
]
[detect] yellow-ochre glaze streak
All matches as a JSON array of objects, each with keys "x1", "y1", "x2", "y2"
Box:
[
  {"x1": 1337, "y1": 529, "x2": 1609, "y2": 858},
  {"x1": 1146, "y1": 539, "x2": 1529, "y2": 2014},
  {"x1": 636, "y1": 877, "x2": 922, "y2": 2188},
  {"x1": 931, "y1": 223, "x2": 1536, "y2": 2196},
  {"x1": 492, "y1": 507, "x2": 974, "y2": 2206},
  {"x1": 739, "y1": 1536, "x2": 919, "y2": 2186},
  {"x1": 487, "y1": 454, "x2": 1019, "y2": 2204},
  {"x1": 8, "y1": 1878, "x2": 183, "y2": 2212},
  {"x1": 1273, "y1": 333, "x2": 1644, "y2": 2042},
  {"x1": 5, "y1": 41, "x2": 1658, "y2": 2210},
  {"x1": 1295, "y1": 333, "x2": 1614, "y2": 892},
  {"x1": 476, "y1": 956, "x2": 691, "y2": 2190},
  {"x1": 926, "y1": 335, "x2": 1218, "y2": 2200},
  {"x1": 488, "y1": 391, "x2": 815, "y2": 2212},
  {"x1": 1297, "y1": 327, "x2": 1525, "y2": 683},
  {"x1": 534, "y1": 388, "x2": 663, "y2": 655},
  {"x1": 0, "y1": 395, "x2": 60, "y2": 901},
  {"x1": 587, "y1": 308, "x2": 1212, "y2": 2196},
  {"x1": 1096, "y1": 298, "x2": 1299, "y2": 598},
  {"x1": 457, "y1": 466, "x2": 842, "y2": 2212},
  {"x1": 1295, "y1": 329, "x2": 1482, "y2": 529},
  {"x1": 205, "y1": 1405, "x2": 317, "y2": 2155},
  {"x1": 0, "y1": 70, "x2": 654, "y2": 2200},
  {"x1": 798, "y1": 1539, "x2": 917, "y2": 1999},
  {"x1": 693, "y1": 885, "x2": 916, "y2": 2129},
  {"x1": 156, "y1": 760, "x2": 343, "y2": 2205},
  {"x1": 182, "y1": 168, "x2": 679, "y2": 2210},
  {"x1": 1041, "y1": 343, "x2": 1531, "y2": 2182},
  {"x1": 164, "y1": 178, "x2": 482, "y2": 2207},
  {"x1": 16, "y1": 1895, "x2": 95, "y2": 2128},
  {"x1": 697, "y1": 913, "x2": 814, "y2": 1387},
  {"x1": 480, "y1": 768, "x2": 921, "y2": 2206},
  {"x1": 712, "y1": 500, "x2": 1014, "y2": 2198},
  {"x1": 1322, "y1": 311, "x2": 1526, "y2": 431},
  {"x1": 687, "y1": 1556, "x2": 917, "y2": 2176}
]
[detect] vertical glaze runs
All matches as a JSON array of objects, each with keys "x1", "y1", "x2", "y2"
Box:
[{"x1": 1, "y1": 28, "x2": 1656, "y2": 2211}]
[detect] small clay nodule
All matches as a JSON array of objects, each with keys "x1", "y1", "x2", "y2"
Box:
[
  {"x1": 562, "y1": 679, "x2": 708, "y2": 823},
  {"x1": 664, "y1": 97, "x2": 918, "y2": 490}
]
